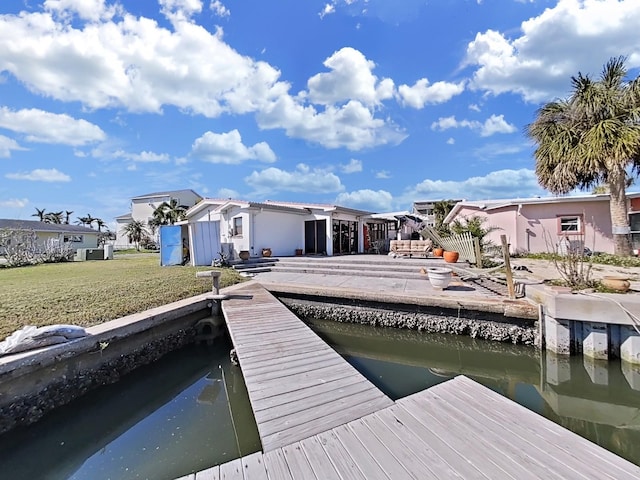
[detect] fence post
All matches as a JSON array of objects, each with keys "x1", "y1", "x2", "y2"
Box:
[
  {"x1": 501, "y1": 234, "x2": 516, "y2": 299},
  {"x1": 473, "y1": 237, "x2": 482, "y2": 268}
]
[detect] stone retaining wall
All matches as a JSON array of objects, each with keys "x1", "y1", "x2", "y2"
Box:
[{"x1": 278, "y1": 295, "x2": 538, "y2": 346}]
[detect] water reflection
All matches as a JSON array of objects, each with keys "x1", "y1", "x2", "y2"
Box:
[
  {"x1": 0, "y1": 342, "x2": 260, "y2": 480},
  {"x1": 308, "y1": 318, "x2": 640, "y2": 466}
]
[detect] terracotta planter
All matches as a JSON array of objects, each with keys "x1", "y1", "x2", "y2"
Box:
[
  {"x1": 433, "y1": 247, "x2": 444, "y2": 257},
  {"x1": 426, "y1": 267, "x2": 453, "y2": 290},
  {"x1": 443, "y1": 251, "x2": 459, "y2": 263},
  {"x1": 239, "y1": 250, "x2": 250, "y2": 261},
  {"x1": 261, "y1": 248, "x2": 272, "y2": 257},
  {"x1": 295, "y1": 248, "x2": 303, "y2": 256},
  {"x1": 601, "y1": 276, "x2": 630, "y2": 293}
]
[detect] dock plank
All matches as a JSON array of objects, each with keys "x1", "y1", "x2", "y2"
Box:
[
  {"x1": 242, "y1": 452, "x2": 269, "y2": 480},
  {"x1": 452, "y1": 376, "x2": 632, "y2": 479},
  {"x1": 263, "y1": 449, "x2": 293, "y2": 480},
  {"x1": 222, "y1": 282, "x2": 392, "y2": 451},
  {"x1": 194, "y1": 466, "x2": 219, "y2": 479},
  {"x1": 188, "y1": 375, "x2": 640, "y2": 480}
]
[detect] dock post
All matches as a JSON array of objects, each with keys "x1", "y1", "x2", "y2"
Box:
[
  {"x1": 544, "y1": 315, "x2": 571, "y2": 355},
  {"x1": 621, "y1": 326, "x2": 640, "y2": 365},
  {"x1": 582, "y1": 322, "x2": 608, "y2": 360}
]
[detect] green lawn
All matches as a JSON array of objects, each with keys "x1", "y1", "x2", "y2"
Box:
[{"x1": 0, "y1": 254, "x2": 246, "y2": 339}]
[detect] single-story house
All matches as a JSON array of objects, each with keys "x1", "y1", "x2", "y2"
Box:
[
  {"x1": 0, "y1": 219, "x2": 99, "y2": 252},
  {"x1": 114, "y1": 189, "x2": 202, "y2": 249},
  {"x1": 443, "y1": 192, "x2": 640, "y2": 254},
  {"x1": 182, "y1": 199, "x2": 387, "y2": 266}
]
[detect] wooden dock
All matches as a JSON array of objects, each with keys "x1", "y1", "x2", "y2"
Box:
[
  {"x1": 220, "y1": 282, "x2": 393, "y2": 451},
  {"x1": 176, "y1": 281, "x2": 640, "y2": 479},
  {"x1": 179, "y1": 375, "x2": 640, "y2": 479}
]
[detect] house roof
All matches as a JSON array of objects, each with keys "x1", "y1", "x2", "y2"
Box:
[
  {"x1": 131, "y1": 189, "x2": 202, "y2": 201},
  {"x1": 115, "y1": 213, "x2": 133, "y2": 221},
  {"x1": 185, "y1": 198, "x2": 374, "y2": 219},
  {"x1": 444, "y1": 192, "x2": 640, "y2": 224},
  {"x1": 0, "y1": 219, "x2": 99, "y2": 234}
]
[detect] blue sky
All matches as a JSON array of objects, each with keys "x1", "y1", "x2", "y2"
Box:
[{"x1": 1, "y1": 0, "x2": 640, "y2": 228}]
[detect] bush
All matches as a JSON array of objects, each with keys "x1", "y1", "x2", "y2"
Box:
[{"x1": 0, "y1": 228, "x2": 74, "y2": 267}]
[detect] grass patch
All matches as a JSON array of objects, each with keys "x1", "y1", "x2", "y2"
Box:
[{"x1": 0, "y1": 254, "x2": 246, "y2": 339}]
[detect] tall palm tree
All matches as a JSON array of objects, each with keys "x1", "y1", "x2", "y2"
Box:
[
  {"x1": 44, "y1": 211, "x2": 63, "y2": 224},
  {"x1": 157, "y1": 198, "x2": 189, "y2": 225},
  {"x1": 76, "y1": 216, "x2": 90, "y2": 227},
  {"x1": 121, "y1": 220, "x2": 148, "y2": 251},
  {"x1": 64, "y1": 211, "x2": 74, "y2": 224},
  {"x1": 95, "y1": 218, "x2": 106, "y2": 232},
  {"x1": 527, "y1": 57, "x2": 640, "y2": 256},
  {"x1": 32, "y1": 208, "x2": 46, "y2": 221}
]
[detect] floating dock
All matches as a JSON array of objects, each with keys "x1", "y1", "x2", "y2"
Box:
[{"x1": 178, "y1": 282, "x2": 640, "y2": 479}]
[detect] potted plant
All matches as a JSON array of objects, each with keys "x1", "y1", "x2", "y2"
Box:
[
  {"x1": 426, "y1": 267, "x2": 453, "y2": 289},
  {"x1": 443, "y1": 251, "x2": 459, "y2": 263},
  {"x1": 261, "y1": 248, "x2": 272, "y2": 257},
  {"x1": 433, "y1": 246, "x2": 444, "y2": 257},
  {"x1": 295, "y1": 248, "x2": 303, "y2": 256},
  {"x1": 239, "y1": 250, "x2": 250, "y2": 261}
]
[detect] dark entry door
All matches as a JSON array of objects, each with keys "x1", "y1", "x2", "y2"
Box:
[{"x1": 304, "y1": 220, "x2": 326, "y2": 254}]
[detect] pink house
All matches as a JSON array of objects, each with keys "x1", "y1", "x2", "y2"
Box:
[{"x1": 444, "y1": 192, "x2": 640, "y2": 255}]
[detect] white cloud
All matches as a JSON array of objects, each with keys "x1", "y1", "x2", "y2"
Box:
[
  {"x1": 0, "y1": 108, "x2": 106, "y2": 146},
  {"x1": 159, "y1": 0, "x2": 203, "y2": 18},
  {"x1": 431, "y1": 114, "x2": 516, "y2": 137},
  {"x1": 6, "y1": 168, "x2": 71, "y2": 182},
  {"x1": 469, "y1": 104, "x2": 481, "y2": 112},
  {"x1": 464, "y1": 0, "x2": 640, "y2": 102},
  {"x1": 0, "y1": 7, "x2": 287, "y2": 117},
  {"x1": 375, "y1": 170, "x2": 391, "y2": 179},
  {"x1": 446, "y1": 138, "x2": 455, "y2": 145},
  {"x1": 0, "y1": 198, "x2": 29, "y2": 208},
  {"x1": 210, "y1": 1, "x2": 230, "y2": 17},
  {"x1": 114, "y1": 150, "x2": 171, "y2": 163},
  {"x1": 340, "y1": 158, "x2": 362, "y2": 174},
  {"x1": 335, "y1": 189, "x2": 393, "y2": 212},
  {"x1": 44, "y1": 0, "x2": 120, "y2": 22},
  {"x1": 245, "y1": 163, "x2": 344, "y2": 194},
  {"x1": 319, "y1": 3, "x2": 336, "y2": 19},
  {"x1": 216, "y1": 187, "x2": 239, "y2": 199},
  {"x1": 257, "y1": 97, "x2": 406, "y2": 151},
  {"x1": 191, "y1": 130, "x2": 276, "y2": 164},
  {"x1": 411, "y1": 168, "x2": 544, "y2": 200},
  {"x1": 307, "y1": 47, "x2": 394, "y2": 106},
  {"x1": 397, "y1": 78, "x2": 465, "y2": 109},
  {"x1": 0, "y1": 135, "x2": 25, "y2": 158}
]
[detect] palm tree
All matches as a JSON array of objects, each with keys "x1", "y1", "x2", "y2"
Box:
[
  {"x1": 157, "y1": 198, "x2": 189, "y2": 225},
  {"x1": 95, "y1": 218, "x2": 106, "y2": 232},
  {"x1": 31, "y1": 208, "x2": 46, "y2": 222},
  {"x1": 433, "y1": 200, "x2": 455, "y2": 234},
  {"x1": 121, "y1": 220, "x2": 148, "y2": 251},
  {"x1": 64, "y1": 211, "x2": 74, "y2": 224},
  {"x1": 76, "y1": 216, "x2": 90, "y2": 227},
  {"x1": 44, "y1": 211, "x2": 63, "y2": 224},
  {"x1": 527, "y1": 56, "x2": 640, "y2": 256}
]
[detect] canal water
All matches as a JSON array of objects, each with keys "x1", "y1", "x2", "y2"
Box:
[
  {"x1": 1, "y1": 319, "x2": 639, "y2": 478},
  {"x1": 0, "y1": 339, "x2": 261, "y2": 480}
]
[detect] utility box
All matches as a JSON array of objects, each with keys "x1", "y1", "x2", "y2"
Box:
[{"x1": 86, "y1": 249, "x2": 105, "y2": 261}]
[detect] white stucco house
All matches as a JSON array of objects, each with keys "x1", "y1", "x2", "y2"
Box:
[
  {"x1": 182, "y1": 198, "x2": 388, "y2": 266},
  {"x1": 115, "y1": 189, "x2": 202, "y2": 249},
  {"x1": 0, "y1": 219, "x2": 99, "y2": 252}
]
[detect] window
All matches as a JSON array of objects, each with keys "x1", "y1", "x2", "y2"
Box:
[
  {"x1": 233, "y1": 217, "x2": 243, "y2": 236},
  {"x1": 558, "y1": 216, "x2": 582, "y2": 235},
  {"x1": 64, "y1": 235, "x2": 83, "y2": 243}
]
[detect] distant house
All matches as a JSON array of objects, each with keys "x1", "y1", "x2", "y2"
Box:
[
  {"x1": 182, "y1": 199, "x2": 384, "y2": 265},
  {"x1": 412, "y1": 199, "x2": 462, "y2": 227},
  {"x1": 0, "y1": 219, "x2": 99, "y2": 251},
  {"x1": 114, "y1": 189, "x2": 202, "y2": 249},
  {"x1": 443, "y1": 193, "x2": 640, "y2": 254}
]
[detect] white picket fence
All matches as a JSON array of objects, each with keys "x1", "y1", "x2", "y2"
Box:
[{"x1": 420, "y1": 227, "x2": 477, "y2": 265}]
